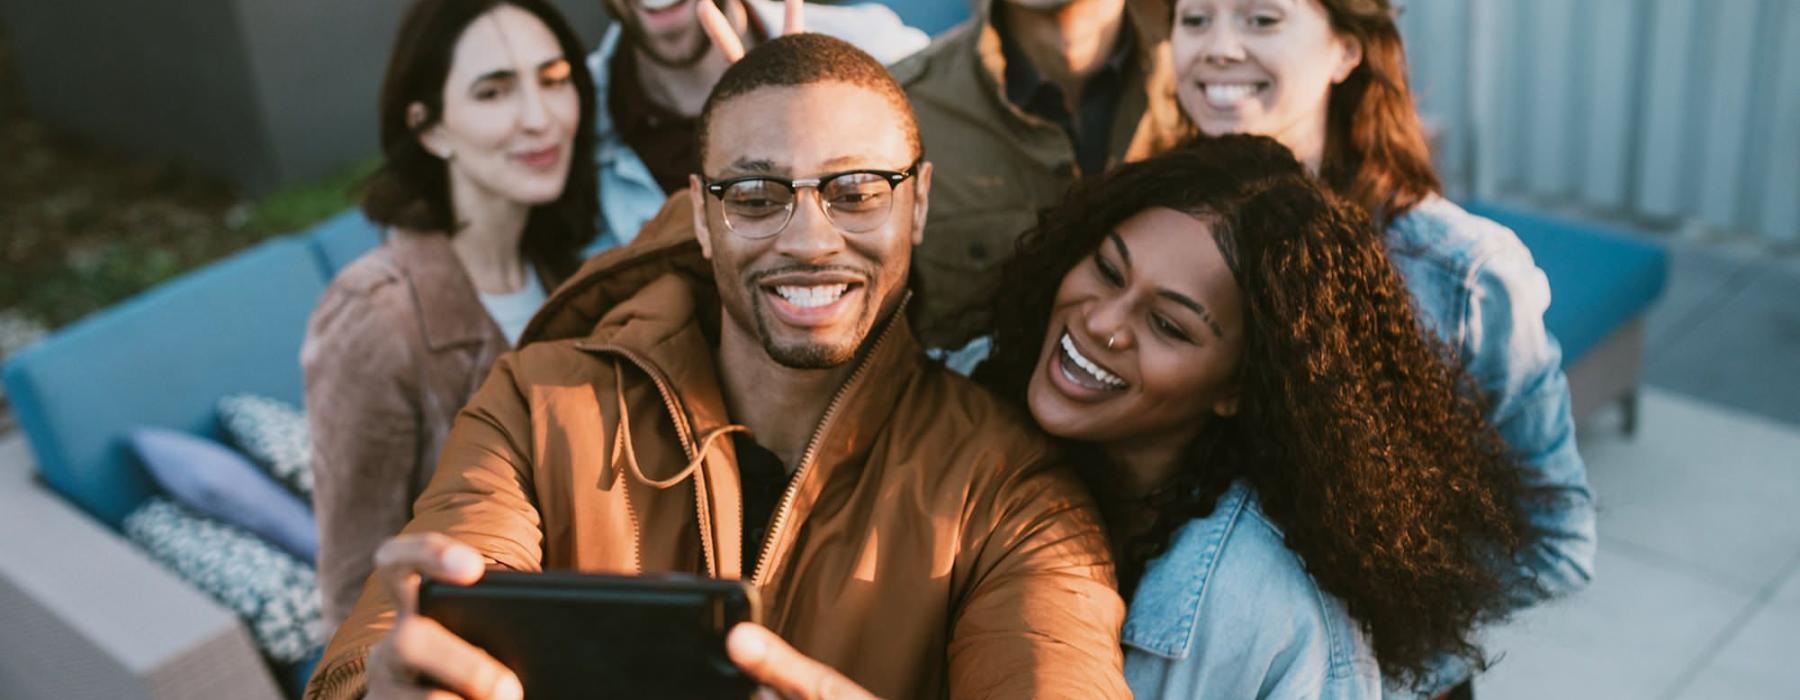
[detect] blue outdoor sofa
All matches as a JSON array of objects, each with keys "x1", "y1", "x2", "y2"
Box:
[
  {"x1": 0, "y1": 211, "x2": 380, "y2": 699},
  {"x1": 0, "y1": 200, "x2": 1664, "y2": 699}
]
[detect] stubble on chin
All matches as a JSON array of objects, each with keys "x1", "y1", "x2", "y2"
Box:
[
  {"x1": 747, "y1": 289, "x2": 864, "y2": 370},
  {"x1": 619, "y1": 6, "x2": 713, "y2": 68}
]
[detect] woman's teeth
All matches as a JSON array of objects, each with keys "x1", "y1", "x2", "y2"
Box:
[
  {"x1": 775, "y1": 284, "x2": 849, "y2": 309},
  {"x1": 1061, "y1": 334, "x2": 1127, "y2": 389},
  {"x1": 1202, "y1": 82, "x2": 1264, "y2": 109}
]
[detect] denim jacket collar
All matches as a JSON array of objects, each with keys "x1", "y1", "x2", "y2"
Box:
[
  {"x1": 1120, "y1": 480, "x2": 1256, "y2": 659},
  {"x1": 589, "y1": 24, "x2": 624, "y2": 147}
]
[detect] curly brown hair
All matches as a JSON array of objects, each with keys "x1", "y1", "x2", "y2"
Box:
[{"x1": 982, "y1": 135, "x2": 1542, "y2": 686}]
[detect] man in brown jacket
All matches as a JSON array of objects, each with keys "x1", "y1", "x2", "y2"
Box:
[
  {"x1": 892, "y1": 0, "x2": 1190, "y2": 350},
  {"x1": 306, "y1": 34, "x2": 1126, "y2": 700}
]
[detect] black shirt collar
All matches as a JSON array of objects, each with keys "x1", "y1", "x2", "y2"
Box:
[{"x1": 997, "y1": 16, "x2": 1136, "y2": 114}]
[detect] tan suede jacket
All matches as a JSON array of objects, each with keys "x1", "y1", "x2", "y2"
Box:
[
  {"x1": 304, "y1": 197, "x2": 1128, "y2": 699},
  {"x1": 892, "y1": 0, "x2": 1189, "y2": 349},
  {"x1": 301, "y1": 230, "x2": 530, "y2": 632}
]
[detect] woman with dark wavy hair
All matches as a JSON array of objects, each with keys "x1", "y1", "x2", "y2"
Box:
[
  {"x1": 1168, "y1": 2, "x2": 1595, "y2": 694},
  {"x1": 981, "y1": 135, "x2": 1539, "y2": 698},
  {"x1": 301, "y1": 0, "x2": 596, "y2": 634}
]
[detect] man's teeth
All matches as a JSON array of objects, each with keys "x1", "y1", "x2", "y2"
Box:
[
  {"x1": 1060, "y1": 334, "x2": 1127, "y2": 389},
  {"x1": 775, "y1": 284, "x2": 849, "y2": 309},
  {"x1": 1203, "y1": 82, "x2": 1261, "y2": 108}
]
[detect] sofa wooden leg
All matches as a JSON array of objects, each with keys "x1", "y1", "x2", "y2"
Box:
[{"x1": 1621, "y1": 390, "x2": 1641, "y2": 437}]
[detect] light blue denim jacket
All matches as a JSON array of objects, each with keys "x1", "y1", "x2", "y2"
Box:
[
  {"x1": 1378, "y1": 196, "x2": 1598, "y2": 695},
  {"x1": 583, "y1": 2, "x2": 929, "y2": 254},
  {"x1": 1385, "y1": 196, "x2": 1596, "y2": 598},
  {"x1": 943, "y1": 197, "x2": 1597, "y2": 697},
  {"x1": 1119, "y1": 196, "x2": 1597, "y2": 698},
  {"x1": 583, "y1": 23, "x2": 666, "y2": 255},
  {"x1": 1123, "y1": 480, "x2": 1381, "y2": 699}
]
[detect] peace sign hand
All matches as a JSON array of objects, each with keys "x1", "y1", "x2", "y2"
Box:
[{"x1": 697, "y1": 0, "x2": 807, "y2": 63}]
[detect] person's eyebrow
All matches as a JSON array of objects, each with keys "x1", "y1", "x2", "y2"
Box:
[
  {"x1": 820, "y1": 154, "x2": 894, "y2": 170},
  {"x1": 1108, "y1": 231, "x2": 1132, "y2": 269},
  {"x1": 1112, "y1": 232, "x2": 1224, "y2": 339},
  {"x1": 537, "y1": 57, "x2": 571, "y2": 77},
  {"x1": 470, "y1": 67, "x2": 518, "y2": 86},
  {"x1": 475, "y1": 56, "x2": 567, "y2": 86},
  {"x1": 1159, "y1": 290, "x2": 1225, "y2": 339},
  {"x1": 723, "y1": 158, "x2": 781, "y2": 176}
]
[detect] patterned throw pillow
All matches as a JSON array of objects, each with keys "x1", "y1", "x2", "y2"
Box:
[
  {"x1": 128, "y1": 429, "x2": 318, "y2": 561},
  {"x1": 123, "y1": 498, "x2": 325, "y2": 663},
  {"x1": 218, "y1": 394, "x2": 313, "y2": 498}
]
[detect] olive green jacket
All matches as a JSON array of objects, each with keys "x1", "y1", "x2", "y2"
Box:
[{"x1": 892, "y1": 0, "x2": 1190, "y2": 349}]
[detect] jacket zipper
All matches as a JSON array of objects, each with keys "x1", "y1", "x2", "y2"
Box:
[
  {"x1": 749, "y1": 314, "x2": 905, "y2": 586},
  {"x1": 580, "y1": 343, "x2": 717, "y2": 577}
]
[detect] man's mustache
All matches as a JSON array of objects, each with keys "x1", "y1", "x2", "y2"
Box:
[{"x1": 747, "y1": 264, "x2": 872, "y2": 286}]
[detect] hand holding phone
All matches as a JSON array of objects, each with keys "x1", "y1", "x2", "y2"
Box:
[
  {"x1": 726, "y1": 623, "x2": 879, "y2": 700},
  {"x1": 356, "y1": 534, "x2": 876, "y2": 700},
  {"x1": 419, "y1": 570, "x2": 758, "y2": 699},
  {"x1": 364, "y1": 533, "x2": 523, "y2": 700}
]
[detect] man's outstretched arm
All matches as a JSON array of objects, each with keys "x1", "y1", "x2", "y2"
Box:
[{"x1": 949, "y1": 454, "x2": 1131, "y2": 699}]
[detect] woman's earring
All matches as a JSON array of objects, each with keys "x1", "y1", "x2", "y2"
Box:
[{"x1": 439, "y1": 147, "x2": 455, "y2": 161}]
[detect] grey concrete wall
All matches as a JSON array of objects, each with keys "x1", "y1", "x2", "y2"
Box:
[
  {"x1": 1404, "y1": 0, "x2": 1797, "y2": 242},
  {"x1": 231, "y1": 0, "x2": 607, "y2": 193},
  {"x1": 0, "y1": 0, "x2": 278, "y2": 191},
  {"x1": 0, "y1": 0, "x2": 608, "y2": 196}
]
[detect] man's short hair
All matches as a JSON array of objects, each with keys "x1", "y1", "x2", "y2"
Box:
[{"x1": 697, "y1": 33, "x2": 922, "y2": 166}]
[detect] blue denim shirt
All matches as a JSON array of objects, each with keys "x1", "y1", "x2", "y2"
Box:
[
  {"x1": 584, "y1": 24, "x2": 685, "y2": 256},
  {"x1": 1123, "y1": 481, "x2": 1381, "y2": 699}
]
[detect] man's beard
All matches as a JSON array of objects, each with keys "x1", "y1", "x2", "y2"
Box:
[
  {"x1": 616, "y1": 0, "x2": 722, "y2": 69},
  {"x1": 754, "y1": 311, "x2": 861, "y2": 369},
  {"x1": 739, "y1": 264, "x2": 880, "y2": 370}
]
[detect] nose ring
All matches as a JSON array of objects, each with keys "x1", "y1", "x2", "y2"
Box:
[{"x1": 1106, "y1": 334, "x2": 1118, "y2": 350}]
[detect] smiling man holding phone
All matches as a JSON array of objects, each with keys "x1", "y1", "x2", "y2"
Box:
[{"x1": 304, "y1": 29, "x2": 1128, "y2": 700}]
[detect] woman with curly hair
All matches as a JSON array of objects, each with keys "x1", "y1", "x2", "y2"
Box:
[{"x1": 980, "y1": 135, "x2": 1541, "y2": 698}]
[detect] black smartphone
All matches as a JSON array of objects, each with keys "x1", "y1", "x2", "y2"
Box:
[{"x1": 417, "y1": 570, "x2": 759, "y2": 699}]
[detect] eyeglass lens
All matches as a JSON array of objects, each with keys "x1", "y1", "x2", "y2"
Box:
[{"x1": 718, "y1": 172, "x2": 899, "y2": 238}]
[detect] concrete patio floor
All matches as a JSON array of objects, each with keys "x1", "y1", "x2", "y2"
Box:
[
  {"x1": 1479, "y1": 235, "x2": 1800, "y2": 699},
  {"x1": 1480, "y1": 388, "x2": 1800, "y2": 698}
]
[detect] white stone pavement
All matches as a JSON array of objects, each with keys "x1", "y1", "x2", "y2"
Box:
[{"x1": 1481, "y1": 388, "x2": 1800, "y2": 699}]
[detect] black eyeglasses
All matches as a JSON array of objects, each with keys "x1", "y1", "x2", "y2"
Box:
[{"x1": 701, "y1": 162, "x2": 920, "y2": 239}]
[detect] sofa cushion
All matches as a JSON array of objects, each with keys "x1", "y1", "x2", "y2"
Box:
[
  {"x1": 122, "y1": 498, "x2": 324, "y2": 665},
  {"x1": 128, "y1": 428, "x2": 318, "y2": 561},
  {"x1": 1463, "y1": 202, "x2": 1669, "y2": 365},
  {"x1": 306, "y1": 209, "x2": 383, "y2": 278},
  {"x1": 218, "y1": 394, "x2": 313, "y2": 499},
  {"x1": 2, "y1": 236, "x2": 329, "y2": 528}
]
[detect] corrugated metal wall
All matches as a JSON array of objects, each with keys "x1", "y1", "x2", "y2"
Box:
[{"x1": 1399, "y1": 0, "x2": 1798, "y2": 243}]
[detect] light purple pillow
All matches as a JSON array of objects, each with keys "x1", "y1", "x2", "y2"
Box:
[{"x1": 128, "y1": 428, "x2": 318, "y2": 562}]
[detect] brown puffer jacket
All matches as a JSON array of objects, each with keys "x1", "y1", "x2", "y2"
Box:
[{"x1": 305, "y1": 195, "x2": 1128, "y2": 699}]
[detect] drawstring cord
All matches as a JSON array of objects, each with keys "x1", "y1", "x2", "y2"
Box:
[{"x1": 610, "y1": 362, "x2": 749, "y2": 489}]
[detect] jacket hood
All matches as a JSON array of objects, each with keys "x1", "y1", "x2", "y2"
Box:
[{"x1": 520, "y1": 192, "x2": 712, "y2": 346}]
